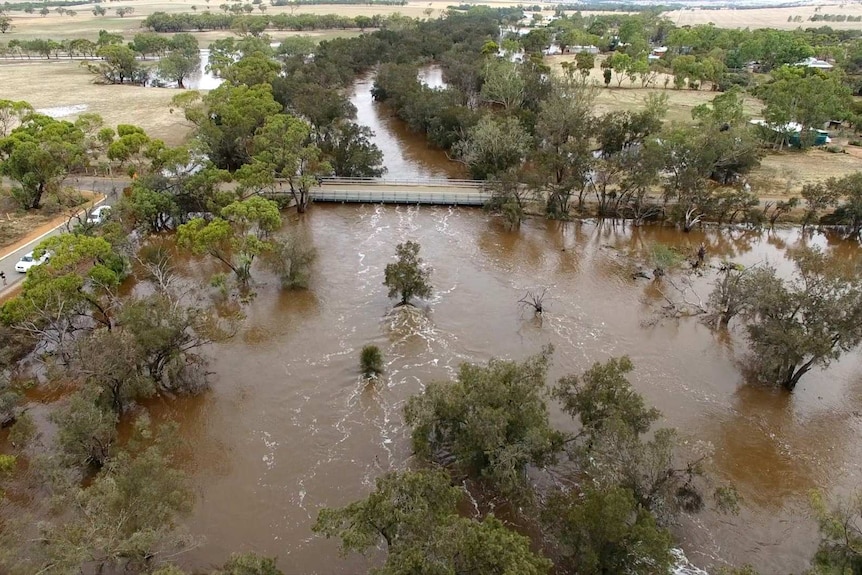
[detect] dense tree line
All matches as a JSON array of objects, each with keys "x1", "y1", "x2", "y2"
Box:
[
  {"x1": 142, "y1": 11, "x2": 382, "y2": 33},
  {"x1": 0, "y1": 31, "x2": 202, "y2": 86}
]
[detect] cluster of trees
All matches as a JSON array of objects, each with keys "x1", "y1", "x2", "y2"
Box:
[
  {"x1": 688, "y1": 239, "x2": 862, "y2": 394},
  {"x1": 0, "y1": 105, "x2": 325, "y2": 572},
  {"x1": 0, "y1": 34, "x2": 123, "y2": 59},
  {"x1": 308, "y1": 240, "x2": 862, "y2": 574},
  {"x1": 314, "y1": 347, "x2": 736, "y2": 574},
  {"x1": 0, "y1": 31, "x2": 202, "y2": 86},
  {"x1": 531, "y1": 10, "x2": 862, "y2": 101},
  {"x1": 142, "y1": 10, "x2": 385, "y2": 33}
]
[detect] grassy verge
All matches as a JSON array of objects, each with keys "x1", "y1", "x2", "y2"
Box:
[{"x1": 0, "y1": 60, "x2": 191, "y2": 146}]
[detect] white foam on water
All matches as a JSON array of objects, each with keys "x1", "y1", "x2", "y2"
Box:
[
  {"x1": 672, "y1": 548, "x2": 710, "y2": 575},
  {"x1": 35, "y1": 104, "x2": 88, "y2": 118}
]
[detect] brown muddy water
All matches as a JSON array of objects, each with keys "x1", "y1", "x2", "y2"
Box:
[
  {"x1": 9, "y1": 69, "x2": 861, "y2": 575},
  {"x1": 349, "y1": 68, "x2": 465, "y2": 180},
  {"x1": 135, "y1": 209, "x2": 862, "y2": 575}
]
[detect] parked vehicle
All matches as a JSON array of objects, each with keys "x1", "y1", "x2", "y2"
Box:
[
  {"x1": 87, "y1": 205, "x2": 112, "y2": 225},
  {"x1": 14, "y1": 251, "x2": 50, "y2": 273}
]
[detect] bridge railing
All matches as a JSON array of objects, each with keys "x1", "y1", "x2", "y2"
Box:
[
  {"x1": 310, "y1": 189, "x2": 490, "y2": 206},
  {"x1": 319, "y1": 176, "x2": 485, "y2": 188}
]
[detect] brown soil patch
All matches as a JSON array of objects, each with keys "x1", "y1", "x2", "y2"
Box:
[
  {"x1": 748, "y1": 148, "x2": 862, "y2": 197},
  {"x1": 0, "y1": 190, "x2": 104, "y2": 257}
]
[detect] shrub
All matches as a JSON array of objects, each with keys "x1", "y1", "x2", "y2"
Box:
[{"x1": 360, "y1": 345, "x2": 383, "y2": 378}]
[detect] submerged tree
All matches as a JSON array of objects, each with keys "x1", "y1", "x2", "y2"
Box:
[
  {"x1": 16, "y1": 422, "x2": 194, "y2": 574},
  {"x1": 404, "y1": 347, "x2": 563, "y2": 499},
  {"x1": 383, "y1": 241, "x2": 432, "y2": 306},
  {"x1": 810, "y1": 491, "x2": 862, "y2": 574},
  {"x1": 157, "y1": 33, "x2": 201, "y2": 89},
  {"x1": 312, "y1": 469, "x2": 551, "y2": 575},
  {"x1": 543, "y1": 485, "x2": 674, "y2": 575},
  {"x1": 554, "y1": 357, "x2": 736, "y2": 525},
  {"x1": 727, "y1": 247, "x2": 862, "y2": 391},
  {"x1": 177, "y1": 196, "x2": 282, "y2": 285}
]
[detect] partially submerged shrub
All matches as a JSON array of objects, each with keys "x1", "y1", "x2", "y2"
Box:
[{"x1": 360, "y1": 345, "x2": 383, "y2": 378}]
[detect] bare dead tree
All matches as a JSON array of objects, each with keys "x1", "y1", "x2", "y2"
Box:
[
  {"x1": 645, "y1": 275, "x2": 708, "y2": 326},
  {"x1": 518, "y1": 289, "x2": 548, "y2": 315}
]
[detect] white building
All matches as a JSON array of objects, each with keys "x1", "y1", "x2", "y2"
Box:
[{"x1": 795, "y1": 57, "x2": 834, "y2": 70}]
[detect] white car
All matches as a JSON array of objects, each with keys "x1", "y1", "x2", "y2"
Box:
[
  {"x1": 14, "y1": 251, "x2": 50, "y2": 273},
  {"x1": 87, "y1": 205, "x2": 112, "y2": 225}
]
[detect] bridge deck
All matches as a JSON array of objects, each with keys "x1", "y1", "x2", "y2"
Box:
[{"x1": 307, "y1": 179, "x2": 491, "y2": 206}]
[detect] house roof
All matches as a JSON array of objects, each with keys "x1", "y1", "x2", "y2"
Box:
[{"x1": 795, "y1": 56, "x2": 833, "y2": 69}]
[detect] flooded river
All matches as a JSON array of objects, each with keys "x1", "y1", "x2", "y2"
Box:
[
  {"x1": 20, "y1": 60, "x2": 862, "y2": 573},
  {"x1": 144, "y1": 210, "x2": 862, "y2": 574},
  {"x1": 349, "y1": 67, "x2": 463, "y2": 180}
]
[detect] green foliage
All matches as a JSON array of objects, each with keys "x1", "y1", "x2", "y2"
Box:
[
  {"x1": 810, "y1": 491, "x2": 862, "y2": 574},
  {"x1": 223, "y1": 51, "x2": 281, "y2": 87},
  {"x1": 178, "y1": 197, "x2": 282, "y2": 285},
  {"x1": 360, "y1": 345, "x2": 383, "y2": 378},
  {"x1": 0, "y1": 454, "x2": 16, "y2": 500},
  {"x1": 405, "y1": 347, "x2": 563, "y2": 499},
  {"x1": 454, "y1": 114, "x2": 531, "y2": 180},
  {"x1": 174, "y1": 84, "x2": 281, "y2": 171},
  {"x1": 217, "y1": 552, "x2": 285, "y2": 575},
  {"x1": 544, "y1": 486, "x2": 674, "y2": 575},
  {"x1": 648, "y1": 243, "x2": 683, "y2": 275},
  {"x1": 533, "y1": 74, "x2": 597, "y2": 217},
  {"x1": 87, "y1": 44, "x2": 147, "y2": 85},
  {"x1": 0, "y1": 233, "x2": 127, "y2": 363},
  {"x1": 31, "y1": 424, "x2": 194, "y2": 573},
  {"x1": 312, "y1": 469, "x2": 551, "y2": 575},
  {"x1": 51, "y1": 386, "x2": 119, "y2": 468},
  {"x1": 0, "y1": 113, "x2": 87, "y2": 209},
  {"x1": 555, "y1": 357, "x2": 732, "y2": 525},
  {"x1": 554, "y1": 356, "x2": 660, "y2": 436},
  {"x1": 0, "y1": 99, "x2": 33, "y2": 138},
  {"x1": 383, "y1": 241, "x2": 432, "y2": 306},
  {"x1": 758, "y1": 67, "x2": 851, "y2": 149},
  {"x1": 480, "y1": 59, "x2": 526, "y2": 110},
  {"x1": 736, "y1": 247, "x2": 862, "y2": 390},
  {"x1": 266, "y1": 232, "x2": 316, "y2": 289},
  {"x1": 236, "y1": 113, "x2": 330, "y2": 212},
  {"x1": 0, "y1": 374, "x2": 22, "y2": 427},
  {"x1": 692, "y1": 87, "x2": 747, "y2": 127},
  {"x1": 157, "y1": 34, "x2": 202, "y2": 88},
  {"x1": 824, "y1": 172, "x2": 862, "y2": 239},
  {"x1": 317, "y1": 121, "x2": 385, "y2": 178}
]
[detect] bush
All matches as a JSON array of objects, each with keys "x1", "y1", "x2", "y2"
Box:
[
  {"x1": 360, "y1": 345, "x2": 383, "y2": 378},
  {"x1": 649, "y1": 243, "x2": 682, "y2": 276},
  {"x1": 849, "y1": 140, "x2": 862, "y2": 146}
]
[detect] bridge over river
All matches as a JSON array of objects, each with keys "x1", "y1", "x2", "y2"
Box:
[{"x1": 310, "y1": 177, "x2": 490, "y2": 206}]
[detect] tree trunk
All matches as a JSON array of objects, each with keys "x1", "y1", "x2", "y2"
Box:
[
  {"x1": 782, "y1": 358, "x2": 816, "y2": 391},
  {"x1": 30, "y1": 182, "x2": 45, "y2": 209}
]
